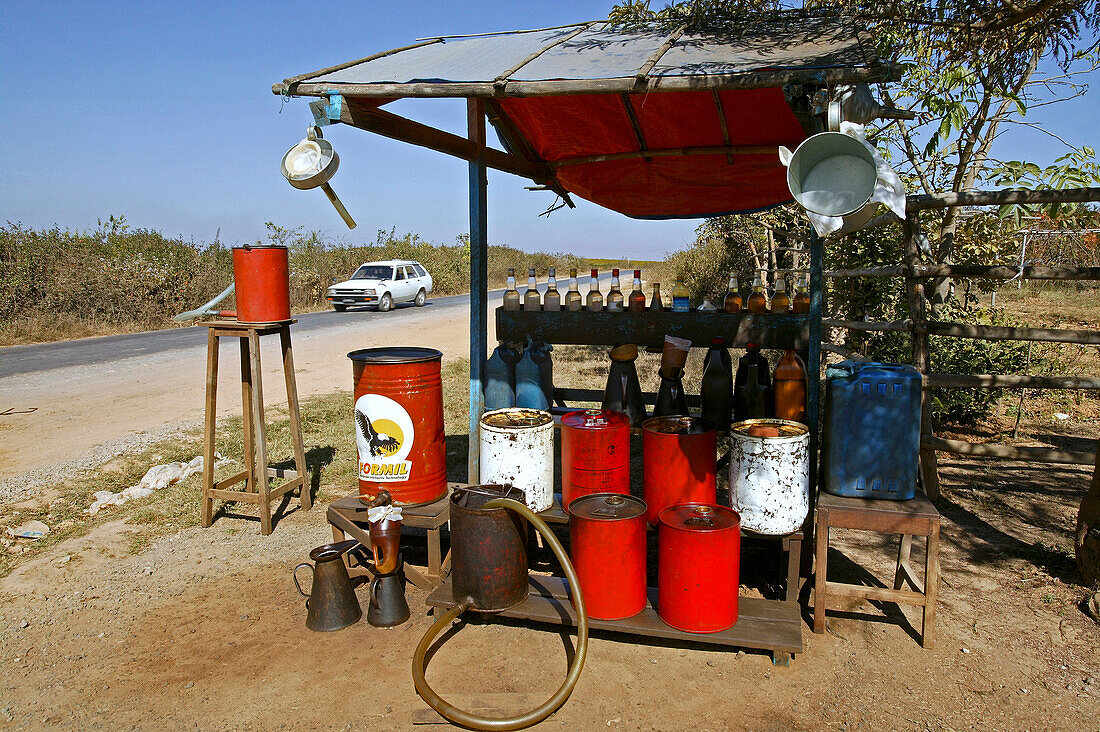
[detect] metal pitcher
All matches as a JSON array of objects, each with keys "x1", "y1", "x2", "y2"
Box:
[
  {"x1": 367, "y1": 557, "x2": 411, "y2": 628},
  {"x1": 293, "y1": 539, "x2": 362, "y2": 632}
]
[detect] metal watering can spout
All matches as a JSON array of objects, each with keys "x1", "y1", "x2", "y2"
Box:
[{"x1": 173, "y1": 282, "x2": 236, "y2": 323}]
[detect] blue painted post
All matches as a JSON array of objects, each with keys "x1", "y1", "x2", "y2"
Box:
[
  {"x1": 467, "y1": 98, "x2": 488, "y2": 484},
  {"x1": 807, "y1": 227, "x2": 823, "y2": 490}
]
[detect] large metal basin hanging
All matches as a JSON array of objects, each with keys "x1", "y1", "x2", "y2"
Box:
[
  {"x1": 449, "y1": 485, "x2": 529, "y2": 613},
  {"x1": 729, "y1": 418, "x2": 810, "y2": 535}
]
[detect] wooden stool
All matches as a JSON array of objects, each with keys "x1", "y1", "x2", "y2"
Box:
[
  {"x1": 327, "y1": 487, "x2": 454, "y2": 591},
  {"x1": 814, "y1": 490, "x2": 940, "y2": 647},
  {"x1": 201, "y1": 320, "x2": 310, "y2": 535}
]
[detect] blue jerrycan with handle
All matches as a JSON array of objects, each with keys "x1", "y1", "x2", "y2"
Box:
[
  {"x1": 515, "y1": 340, "x2": 551, "y2": 410},
  {"x1": 823, "y1": 361, "x2": 921, "y2": 500},
  {"x1": 484, "y1": 342, "x2": 519, "y2": 410}
]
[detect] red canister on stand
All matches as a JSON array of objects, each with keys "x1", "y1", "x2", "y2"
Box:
[
  {"x1": 568, "y1": 493, "x2": 647, "y2": 621},
  {"x1": 561, "y1": 410, "x2": 630, "y2": 507},
  {"x1": 642, "y1": 416, "x2": 717, "y2": 525},
  {"x1": 232, "y1": 244, "x2": 291, "y2": 323},
  {"x1": 657, "y1": 503, "x2": 741, "y2": 633}
]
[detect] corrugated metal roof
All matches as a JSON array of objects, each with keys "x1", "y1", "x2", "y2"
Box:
[{"x1": 275, "y1": 16, "x2": 893, "y2": 98}]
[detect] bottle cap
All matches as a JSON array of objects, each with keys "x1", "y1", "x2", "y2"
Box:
[
  {"x1": 612, "y1": 268, "x2": 619, "y2": 276},
  {"x1": 634, "y1": 269, "x2": 641, "y2": 278}
]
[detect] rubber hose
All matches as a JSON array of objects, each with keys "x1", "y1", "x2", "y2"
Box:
[{"x1": 411, "y1": 497, "x2": 588, "y2": 731}]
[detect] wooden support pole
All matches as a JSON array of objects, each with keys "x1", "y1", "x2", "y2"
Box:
[
  {"x1": 923, "y1": 321, "x2": 1100, "y2": 345},
  {"x1": 467, "y1": 98, "x2": 488, "y2": 484},
  {"x1": 922, "y1": 436, "x2": 1096, "y2": 465},
  {"x1": 339, "y1": 102, "x2": 550, "y2": 183},
  {"x1": 924, "y1": 373, "x2": 1100, "y2": 390},
  {"x1": 278, "y1": 64, "x2": 901, "y2": 99},
  {"x1": 907, "y1": 187, "x2": 1100, "y2": 211},
  {"x1": 904, "y1": 214, "x2": 941, "y2": 498}
]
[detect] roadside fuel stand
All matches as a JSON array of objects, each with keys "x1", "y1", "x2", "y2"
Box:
[{"x1": 275, "y1": 10, "x2": 901, "y2": 713}]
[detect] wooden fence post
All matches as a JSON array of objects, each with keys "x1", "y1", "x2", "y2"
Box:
[{"x1": 904, "y1": 214, "x2": 941, "y2": 498}]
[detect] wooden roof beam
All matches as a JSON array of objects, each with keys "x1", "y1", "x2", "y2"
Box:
[
  {"x1": 338, "y1": 100, "x2": 552, "y2": 183},
  {"x1": 549, "y1": 145, "x2": 788, "y2": 167}
]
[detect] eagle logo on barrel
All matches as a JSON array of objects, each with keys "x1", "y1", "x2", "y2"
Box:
[{"x1": 356, "y1": 409, "x2": 402, "y2": 457}]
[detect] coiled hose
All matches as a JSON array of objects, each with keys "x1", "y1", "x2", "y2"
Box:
[{"x1": 411, "y1": 497, "x2": 588, "y2": 731}]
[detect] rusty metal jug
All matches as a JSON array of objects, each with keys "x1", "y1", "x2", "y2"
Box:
[
  {"x1": 367, "y1": 558, "x2": 411, "y2": 628},
  {"x1": 449, "y1": 485, "x2": 528, "y2": 612},
  {"x1": 293, "y1": 540, "x2": 362, "y2": 632},
  {"x1": 602, "y1": 344, "x2": 646, "y2": 426}
]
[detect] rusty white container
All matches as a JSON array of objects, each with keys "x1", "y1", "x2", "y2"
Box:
[
  {"x1": 728, "y1": 418, "x2": 810, "y2": 535},
  {"x1": 479, "y1": 408, "x2": 554, "y2": 512}
]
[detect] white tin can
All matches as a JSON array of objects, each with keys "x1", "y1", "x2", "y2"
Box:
[
  {"x1": 728, "y1": 419, "x2": 810, "y2": 535},
  {"x1": 479, "y1": 408, "x2": 554, "y2": 512}
]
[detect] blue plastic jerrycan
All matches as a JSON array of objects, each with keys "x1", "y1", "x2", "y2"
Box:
[
  {"x1": 515, "y1": 341, "x2": 553, "y2": 410},
  {"x1": 823, "y1": 361, "x2": 921, "y2": 500},
  {"x1": 484, "y1": 343, "x2": 520, "y2": 411}
]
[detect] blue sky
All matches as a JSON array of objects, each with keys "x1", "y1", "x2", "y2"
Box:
[{"x1": 1, "y1": 1, "x2": 1096, "y2": 259}]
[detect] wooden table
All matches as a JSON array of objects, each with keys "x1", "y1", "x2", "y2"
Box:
[{"x1": 427, "y1": 574, "x2": 803, "y2": 665}]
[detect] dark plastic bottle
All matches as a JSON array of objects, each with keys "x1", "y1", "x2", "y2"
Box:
[
  {"x1": 653, "y1": 372, "x2": 689, "y2": 417},
  {"x1": 700, "y1": 341, "x2": 733, "y2": 432},
  {"x1": 733, "y1": 345, "x2": 773, "y2": 421}
]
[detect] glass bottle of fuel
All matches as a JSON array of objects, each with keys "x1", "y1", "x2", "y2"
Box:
[
  {"x1": 564, "y1": 267, "x2": 582, "y2": 311},
  {"x1": 543, "y1": 266, "x2": 561, "y2": 311},
  {"x1": 650, "y1": 282, "x2": 664, "y2": 311},
  {"x1": 723, "y1": 274, "x2": 743, "y2": 313},
  {"x1": 585, "y1": 268, "x2": 603, "y2": 311},
  {"x1": 793, "y1": 273, "x2": 810, "y2": 314},
  {"x1": 522, "y1": 267, "x2": 540, "y2": 310},
  {"x1": 628, "y1": 269, "x2": 646, "y2": 312},
  {"x1": 747, "y1": 271, "x2": 768, "y2": 314},
  {"x1": 503, "y1": 268, "x2": 520, "y2": 311},
  {"x1": 606, "y1": 269, "x2": 625, "y2": 312},
  {"x1": 672, "y1": 278, "x2": 690, "y2": 312},
  {"x1": 770, "y1": 272, "x2": 791, "y2": 314}
]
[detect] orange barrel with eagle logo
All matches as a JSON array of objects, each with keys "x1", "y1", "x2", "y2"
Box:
[{"x1": 348, "y1": 347, "x2": 447, "y2": 506}]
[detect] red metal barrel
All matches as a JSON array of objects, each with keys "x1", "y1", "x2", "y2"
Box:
[
  {"x1": 568, "y1": 493, "x2": 647, "y2": 620},
  {"x1": 348, "y1": 347, "x2": 447, "y2": 506},
  {"x1": 561, "y1": 409, "x2": 630, "y2": 507},
  {"x1": 657, "y1": 503, "x2": 741, "y2": 633},
  {"x1": 642, "y1": 416, "x2": 717, "y2": 525},
  {"x1": 232, "y1": 245, "x2": 291, "y2": 323}
]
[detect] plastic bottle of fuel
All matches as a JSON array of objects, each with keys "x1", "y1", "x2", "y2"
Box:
[
  {"x1": 586, "y1": 269, "x2": 603, "y2": 311},
  {"x1": 723, "y1": 274, "x2": 743, "y2": 313},
  {"x1": 543, "y1": 266, "x2": 561, "y2": 311},
  {"x1": 747, "y1": 271, "x2": 768, "y2": 314},
  {"x1": 606, "y1": 269, "x2": 625, "y2": 312},
  {"x1": 523, "y1": 267, "x2": 541, "y2": 310},
  {"x1": 628, "y1": 270, "x2": 646, "y2": 312},
  {"x1": 734, "y1": 344, "x2": 773, "y2": 421},
  {"x1": 565, "y1": 268, "x2": 583, "y2": 311},
  {"x1": 503, "y1": 268, "x2": 520, "y2": 311},
  {"x1": 701, "y1": 339, "x2": 733, "y2": 431},
  {"x1": 672, "y1": 278, "x2": 690, "y2": 312},
  {"x1": 773, "y1": 349, "x2": 807, "y2": 423}
]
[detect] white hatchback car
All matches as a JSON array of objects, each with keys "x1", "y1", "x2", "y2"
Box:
[{"x1": 326, "y1": 260, "x2": 433, "y2": 312}]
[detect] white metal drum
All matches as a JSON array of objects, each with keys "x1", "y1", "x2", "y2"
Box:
[
  {"x1": 728, "y1": 419, "x2": 810, "y2": 535},
  {"x1": 479, "y1": 408, "x2": 554, "y2": 512}
]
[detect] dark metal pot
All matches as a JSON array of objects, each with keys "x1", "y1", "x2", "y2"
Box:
[
  {"x1": 449, "y1": 485, "x2": 528, "y2": 612},
  {"x1": 293, "y1": 540, "x2": 362, "y2": 632}
]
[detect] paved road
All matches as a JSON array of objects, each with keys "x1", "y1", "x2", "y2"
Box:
[{"x1": 0, "y1": 275, "x2": 610, "y2": 378}]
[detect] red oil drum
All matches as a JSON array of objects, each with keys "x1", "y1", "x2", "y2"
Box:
[
  {"x1": 657, "y1": 503, "x2": 741, "y2": 633},
  {"x1": 568, "y1": 493, "x2": 648, "y2": 620},
  {"x1": 561, "y1": 409, "x2": 630, "y2": 507},
  {"x1": 348, "y1": 347, "x2": 447, "y2": 506},
  {"x1": 642, "y1": 416, "x2": 717, "y2": 525},
  {"x1": 232, "y1": 245, "x2": 291, "y2": 323}
]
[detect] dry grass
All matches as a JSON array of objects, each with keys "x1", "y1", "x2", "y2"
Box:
[{"x1": 0, "y1": 358, "x2": 474, "y2": 577}]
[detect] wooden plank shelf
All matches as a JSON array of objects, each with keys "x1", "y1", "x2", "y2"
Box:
[
  {"x1": 496, "y1": 307, "x2": 809, "y2": 349},
  {"x1": 426, "y1": 575, "x2": 803, "y2": 665}
]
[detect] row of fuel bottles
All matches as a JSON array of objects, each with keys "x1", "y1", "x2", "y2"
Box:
[
  {"x1": 503, "y1": 267, "x2": 810, "y2": 314},
  {"x1": 605, "y1": 335, "x2": 808, "y2": 432}
]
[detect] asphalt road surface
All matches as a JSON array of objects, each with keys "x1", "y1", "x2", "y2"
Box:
[{"x1": 0, "y1": 275, "x2": 610, "y2": 379}]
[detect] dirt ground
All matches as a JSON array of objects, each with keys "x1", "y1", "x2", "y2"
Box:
[{"x1": 0, "y1": 449, "x2": 1096, "y2": 731}]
